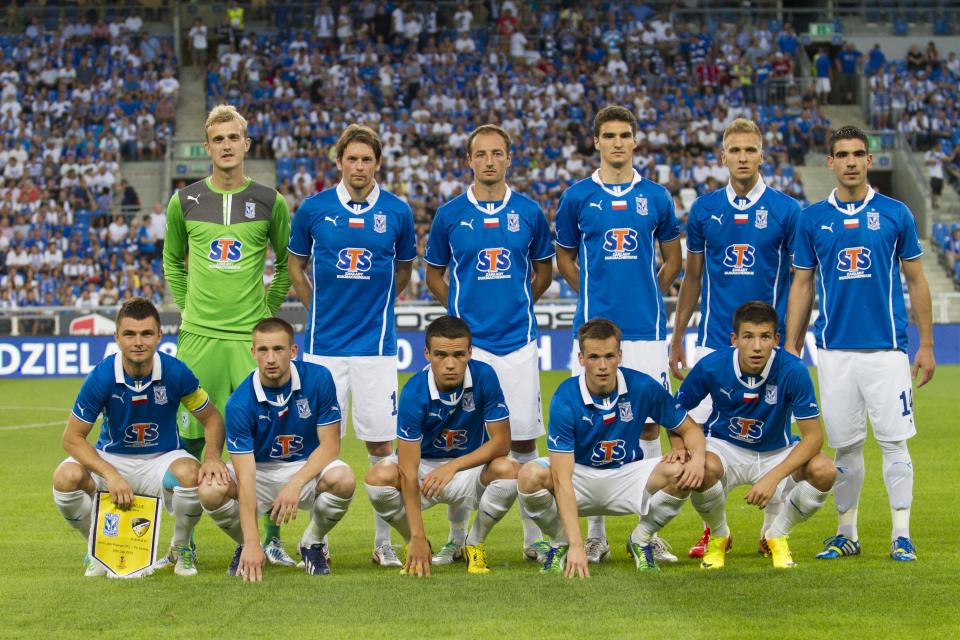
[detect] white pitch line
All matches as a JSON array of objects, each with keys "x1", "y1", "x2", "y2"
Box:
[
  {"x1": 0, "y1": 405, "x2": 68, "y2": 412},
  {"x1": 0, "y1": 420, "x2": 64, "y2": 431}
]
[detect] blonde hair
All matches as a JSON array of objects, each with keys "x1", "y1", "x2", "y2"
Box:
[
  {"x1": 204, "y1": 105, "x2": 248, "y2": 140},
  {"x1": 722, "y1": 118, "x2": 763, "y2": 149}
]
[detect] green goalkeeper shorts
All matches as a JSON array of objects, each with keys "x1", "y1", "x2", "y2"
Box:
[{"x1": 176, "y1": 330, "x2": 255, "y2": 441}]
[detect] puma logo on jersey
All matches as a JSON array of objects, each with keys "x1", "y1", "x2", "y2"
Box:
[
  {"x1": 324, "y1": 216, "x2": 338, "y2": 226},
  {"x1": 710, "y1": 214, "x2": 724, "y2": 224},
  {"x1": 186, "y1": 194, "x2": 200, "y2": 206},
  {"x1": 548, "y1": 435, "x2": 560, "y2": 446},
  {"x1": 228, "y1": 438, "x2": 239, "y2": 448},
  {"x1": 821, "y1": 223, "x2": 834, "y2": 232},
  {"x1": 718, "y1": 388, "x2": 733, "y2": 399},
  {"x1": 589, "y1": 201, "x2": 603, "y2": 210},
  {"x1": 581, "y1": 416, "x2": 593, "y2": 424},
  {"x1": 460, "y1": 220, "x2": 474, "y2": 229}
]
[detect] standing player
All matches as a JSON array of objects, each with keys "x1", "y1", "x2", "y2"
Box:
[
  {"x1": 678, "y1": 302, "x2": 835, "y2": 569},
  {"x1": 365, "y1": 316, "x2": 519, "y2": 576},
  {"x1": 52, "y1": 298, "x2": 228, "y2": 576},
  {"x1": 198, "y1": 318, "x2": 355, "y2": 580},
  {"x1": 555, "y1": 105, "x2": 683, "y2": 563},
  {"x1": 786, "y1": 126, "x2": 935, "y2": 561},
  {"x1": 424, "y1": 124, "x2": 554, "y2": 564},
  {"x1": 288, "y1": 124, "x2": 416, "y2": 568},
  {"x1": 162, "y1": 105, "x2": 295, "y2": 565},
  {"x1": 517, "y1": 319, "x2": 705, "y2": 577},
  {"x1": 668, "y1": 118, "x2": 803, "y2": 558}
]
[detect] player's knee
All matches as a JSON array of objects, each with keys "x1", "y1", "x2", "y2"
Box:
[
  {"x1": 806, "y1": 454, "x2": 836, "y2": 490},
  {"x1": 364, "y1": 460, "x2": 398, "y2": 487},
  {"x1": 702, "y1": 452, "x2": 724, "y2": 486},
  {"x1": 488, "y1": 455, "x2": 519, "y2": 481},
  {"x1": 52, "y1": 461, "x2": 86, "y2": 492},
  {"x1": 168, "y1": 458, "x2": 201, "y2": 488},
  {"x1": 654, "y1": 460, "x2": 686, "y2": 494},
  {"x1": 322, "y1": 465, "x2": 357, "y2": 499},
  {"x1": 198, "y1": 480, "x2": 231, "y2": 509},
  {"x1": 517, "y1": 461, "x2": 549, "y2": 493}
]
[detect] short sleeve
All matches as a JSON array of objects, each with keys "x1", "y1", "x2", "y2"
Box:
[
  {"x1": 784, "y1": 197, "x2": 802, "y2": 256},
  {"x1": 647, "y1": 380, "x2": 687, "y2": 430},
  {"x1": 396, "y1": 378, "x2": 424, "y2": 442},
  {"x1": 783, "y1": 361, "x2": 820, "y2": 420},
  {"x1": 396, "y1": 203, "x2": 417, "y2": 261},
  {"x1": 72, "y1": 369, "x2": 108, "y2": 424},
  {"x1": 288, "y1": 200, "x2": 313, "y2": 257},
  {"x1": 554, "y1": 190, "x2": 581, "y2": 249},
  {"x1": 530, "y1": 204, "x2": 555, "y2": 260},
  {"x1": 546, "y1": 393, "x2": 576, "y2": 453},
  {"x1": 423, "y1": 208, "x2": 450, "y2": 266},
  {"x1": 675, "y1": 361, "x2": 710, "y2": 412},
  {"x1": 478, "y1": 366, "x2": 509, "y2": 423},
  {"x1": 225, "y1": 395, "x2": 255, "y2": 454},
  {"x1": 685, "y1": 200, "x2": 705, "y2": 253},
  {"x1": 655, "y1": 189, "x2": 681, "y2": 242},
  {"x1": 897, "y1": 204, "x2": 924, "y2": 260},
  {"x1": 313, "y1": 367, "x2": 342, "y2": 426},
  {"x1": 791, "y1": 207, "x2": 817, "y2": 269}
]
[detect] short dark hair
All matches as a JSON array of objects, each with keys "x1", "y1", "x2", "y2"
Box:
[
  {"x1": 577, "y1": 318, "x2": 622, "y2": 348},
  {"x1": 116, "y1": 296, "x2": 161, "y2": 329},
  {"x1": 828, "y1": 126, "x2": 869, "y2": 156},
  {"x1": 425, "y1": 315, "x2": 472, "y2": 349},
  {"x1": 336, "y1": 124, "x2": 382, "y2": 162},
  {"x1": 252, "y1": 317, "x2": 295, "y2": 343},
  {"x1": 593, "y1": 105, "x2": 637, "y2": 139},
  {"x1": 466, "y1": 124, "x2": 512, "y2": 157},
  {"x1": 732, "y1": 301, "x2": 779, "y2": 334}
]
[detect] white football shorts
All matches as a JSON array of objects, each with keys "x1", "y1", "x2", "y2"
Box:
[
  {"x1": 535, "y1": 457, "x2": 660, "y2": 517},
  {"x1": 380, "y1": 455, "x2": 486, "y2": 511},
  {"x1": 226, "y1": 458, "x2": 350, "y2": 515},
  {"x1": 64, "y1": 449, "x2": 195, "y2": 513},
  {"x1": 706, "y1": 437, "x2": 797, "y2": 501},
  {"x1": 471, "y1": 340, "x2": 545, "y2": 441}
]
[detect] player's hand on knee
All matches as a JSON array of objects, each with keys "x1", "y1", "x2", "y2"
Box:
[
  {"x1": 239, "y1": 545, "x2": 265, "y2": 582},
  {"x1": 106, "y1": 472, "x2": 134, "y2": 509},
  {"x1": 270, "y1": 483, "x2": 302, "y2": 524},
  {"x1": 404, "y1": 536, "x2": 431, "y2": 578},
  {"x1": 199, "y1": 458, "x2": 230, "y2": 486},
  {"x1": 564, "y1": 544, "x2": 590, "y2": 579},
  {"x1": 662, "y1": 448, "x2": 689, "y2": 464},
  {"x1": 745, "y1": 475, "x2": 778, "y2": 508},
  {"x1": 420, "y1": 464, "x2": 456, "y2": 499},
  {"x1": 676, "y1": 457, "x2": 704, "y2": 490}
]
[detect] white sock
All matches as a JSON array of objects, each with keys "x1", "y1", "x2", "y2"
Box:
[
  {"x1": 365, "y1": 482, "x2": 410, "y2": 541},
  {"x1": 834, "y1": 443, "x2": 865, "y2": 540},
  {"x1": 302, "y1": 492, "x2": 353, "y2": 546},
  {"x1": 466, "y1": 479, "x2": 518, "y2": 545},
  {"x1": 632, "y1": 491, "x2": 686, "y2": 545},
  {"x1": 203, "y1": 499, "x2": 243, "y2": 544},
  {"x1": 53, "y1": 489, "x2": 93, "y2": 540},
  {"x1": 761, "y1": 500, "x2": 783, "y2": 538},
  {"x1": 369, "y1": 455, "x2": 394, "y2": 546},
  {"x1": 879, "y1": 440, "x2": 913, "y2": 540},
  {"x1": 586, "y1": 516, "x2": 606, "y2": 540},
  {"x1": 766, "y1": 481, "x2": 829, "y2": 539},
  {"x1": 171, "y1": 486, "x2": 202, "y2": 548},
  {"x1": 446, "y1": 505, "x2": 469, "y2": 545},
  {"x1": 518, "y1": 489, "x2": 565, "y2": 545},
  {"x1": 511, "y1": 449, "x2": 544, "y2": 545},
  {"x1": 690, "y1": 481, "x2": 729, "y2": 538}
]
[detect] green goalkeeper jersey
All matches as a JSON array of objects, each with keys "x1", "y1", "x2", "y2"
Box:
[{"x1": 163, "y1": 177, "x2": 291, "y2": 340}]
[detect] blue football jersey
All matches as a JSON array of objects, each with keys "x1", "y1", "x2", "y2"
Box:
[
  {"x1": 289, "y1": 182, "x2": 417, "y2": 357},
  {"x1": 547, "y1": 367, "x2": 687, "y2": 468},
  {"x1": 424, "y1": 186, "x2": 555, "y2": 355},
  {"x1": 676, "y1": 347, "x2": 820, "y2": 451},
  {"x1": 72, "y1": 352, "x2": 207, "y2": 455},
  {"x1": 397, "y1": 359, "x2": 510, "y2": 459},
  {"x1": 792, "y1": 187, "x2": 923, "y2": 351},
  {"x1": 555, "y1": 169, "x2": 680, "y2": 341},
  {"x1": 686, "y1": 179, "x2": 801, "y2": 348},
  {"x1": 225, "y1": 360, "x2": 341, "y2": 463}
]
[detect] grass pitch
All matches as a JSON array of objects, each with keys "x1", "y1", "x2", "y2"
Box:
[{"x1": 1, "y1": 368, "x2": 958, "y2": 639}]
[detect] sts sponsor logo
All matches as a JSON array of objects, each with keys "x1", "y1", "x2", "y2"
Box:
[
  {"x1": 122, "y1": 423, "x2": 160, "y2": 447},
  {"x1": 208, "y1": 238, "x2": 243, "y2": 270},
  {"x1": 837, "y1": 246, "x2": 872, "y2": 280},
  {"x1": 602, "y1": 228, "x2": 639, "y2": 260},
  {"x1": 728, "y1": 417, "x2": 764, "y2": 443},
  {"x1": 590, "y1": 439, "x2": 627, "y2": 465},
  {"x1": 433, "y1": 429, "x2": 469, "y2": 451},
  {"x1": 336, "y1": 247, "x2": 373, "y2": 280},
  {"x1": 722, "y1": 244, "x2": 756, "y2": 275},
  {"x1": 476, "y1": 247, "x2": 512, "y2": 280},
  {"x1": 270, "y1": 435, "x2": 305, "y2": 459}
]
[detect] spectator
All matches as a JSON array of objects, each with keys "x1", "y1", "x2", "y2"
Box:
[{"x1": 189, "y1": 18, "x2": 208, "y2": 67}]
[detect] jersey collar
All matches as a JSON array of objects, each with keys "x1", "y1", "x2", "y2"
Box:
[
  {"x1": 827, "y1": 185, "x2": 876, "y2": 216},
  {"x1": 466, "y1": 183, "x2": 513, "y2": 215},
  {"x1": 428, "y1": 363, "x2": 474, "y2": 405},
  {"x1": 113, "y1": 352, "x2": 162, "y2": 391},
  {"x1": 253, "y1": 360, "x2": 302, "y2": 406},
  {"x1": 732, "y1": 347, "x2": 777, "y2": 389},
  {"x1": 725, "y1": 176, "x2": 767, "y2": 210},
  {"x1": 335, "y1": 180, "x2": 381, "y2": 214},
  {"x1": 578, "y1": 368, "x2": 628, "y2": 410},
  {"x1": 590, "y1": 168, "x2": 642, "y2": 197}
]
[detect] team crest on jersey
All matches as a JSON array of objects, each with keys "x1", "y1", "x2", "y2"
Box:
[
  {"x1": 764, "y1": 385, "x2": 777, "y2": 405},
  {"x1": 722, "y1": 244, "x2": 756, "y2": 275},
  {"x1": 728, "y1": 417, "x2": 764, "y2": 443},
  {"x1": 245, "y1": 201, "x2": 256, "y2": 219},
  {"x1": 507, "y1": 213, "x2": 520, "y2": 232},
  {"x1": 336, "y1": 247, "x2": 373, "y2": 280},
  {"x1": 153, "y1": 386, "x2": 167, "y2": 405},
  {"x1": 590, "y1": 439, "x2": 627, "y2": 465},
  {"x1": 374, "y1": 214, "x2": 387, "y2": 233},
  {"x1": 867, "y1": 210, "x2": 880, "y2": 230},
  {"x1": 296, "y1": 398, "x2": 311, "y2": 419},
  {"x1": 208, "y1": 238, "x2": 243, "y2": 270},
  {"x1": 837, "y1": 246, "x2": 872, "y2": 280},
  {"x1": 635, "y1": 197, "x2": 648, "y2": 216},
  {"x1": 755, "y1": 208, "x2": 768, "y2": 229},
  {"x1": 103, "y1": 513, "x2": 119, "y2": 537},
  {"x1": 618, "y1": 401, "x2": 634, "y2": 422},
  {"x1": 462, "y1": 391, "x2": 475, "y2": 412},
  {"x1": 476, "y1": 247, "x2": 512, "y2": 280},
  {"x1": 602, "y1": 228, "x2": 639, "y2": 260}
]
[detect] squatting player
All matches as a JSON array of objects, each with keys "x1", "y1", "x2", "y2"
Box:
[
  {"x1": 365, "y1": 316, "x2": 519, "y2": 576},
  {"x1": 425, "y1": 123, "x2": 554, "y2": 564},
  {"x1": 517, "y1": 319, "x2": 705, "y2": 577},
  {"x1": 289, "y1": 124, "x2": 417, "y2": 568},
  {"x1": 669, "y1": 117, "x2": 803, "y2": 558},
  {"x1": 198, "y1": 318, "x2": 355, "y2": 580},
  {"x1": 52, "y1": 298, "x2": 228, "y2": 576},
  {"x1": 555, "y1": 105, "x2": 683, "y2": 563},
  {"x1": 786, "y1": 126, "x2": 935, "y2": 562},
  {"x1": 162, "y1": 105, "x2": 294, "y2": 565},
  {"x1": 678, "y1": 302, "x2": 835, "y2": 569}
]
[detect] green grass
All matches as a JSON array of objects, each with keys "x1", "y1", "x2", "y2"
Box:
[{"x1": 1, "y1": 369, "x2": 959, "y2": 639}]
